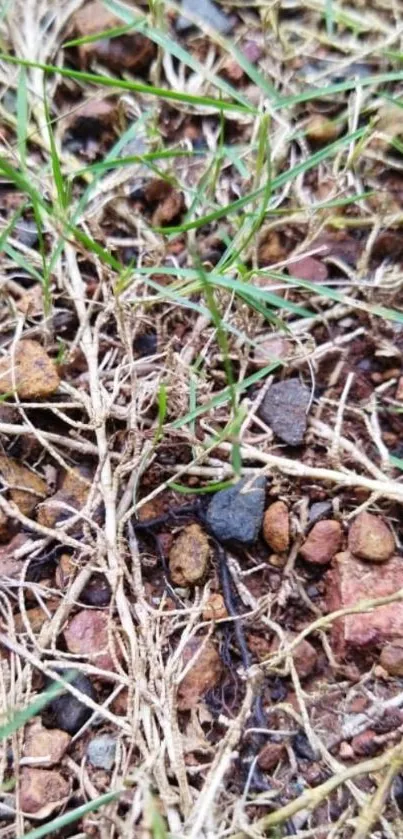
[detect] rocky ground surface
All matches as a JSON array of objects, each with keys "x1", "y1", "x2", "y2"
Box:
[{"x1": 1, "y1": 1, "x2": 403, "y2": 838}]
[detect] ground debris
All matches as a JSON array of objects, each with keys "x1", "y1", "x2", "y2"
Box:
[{"x1": 72, "y1": 0, "x2": 156, "y2": 73}]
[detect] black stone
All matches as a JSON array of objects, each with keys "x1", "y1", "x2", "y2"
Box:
[
  {"x1": 81, "y1": 574, "x2": 111, "y2": 607},
  {"x1": 206, "y1": 476, "x2": 266, "y2": 545},
  {"x1": 133, "y1": 332, "x2": 158, "y2": 357},
  {"x1": 394, "y1": 775, "x2": 403, "y2": 812},
  {"x1": 42, "y1": 672, "x2": 95, "y2": 735},
  {"x1": 259, "y1": 379, "x2": 310, "y2": 446},
  {"x1": 292, "y1": 731, "x2": 317, "y2": 761}
]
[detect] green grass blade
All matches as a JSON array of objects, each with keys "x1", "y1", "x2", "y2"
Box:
[
  {"x1": 154, "y1": 126, "x2": 367, "y2": 233},
  {"x1": 262, "y1": 270, "x2": 403, "y2": 326},
  {"x1": 169, "y1": 479, "x2": 235, "y2": 494},
  {"x1": 16, "y1": 67, "x2": 28, "y2": 169},
  {"x1": 277, "y1": 72, "x2": 403, "y2": 109},
  {"x1": 170, "y1": 362, "x2": 279, "y2": 429},
  {"x1": 21, "y1": 791, "x2": 119, "y2": 839},
  {"x1": 43, "y1": 83, "x2": 68, "y2": 211},
  {"x1": 0, "y1": 53, "x2": 256, "y2": 115},
  {"x1": 102, "y1": 0, "x2": 254, "y2": 110}
]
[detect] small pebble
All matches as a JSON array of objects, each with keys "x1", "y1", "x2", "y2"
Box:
[
  {"x1": 169, "y1": 523, "x2": 210, "y2": 586},
  {"x1": 348, "y1": 511, "x2": 395, "y2": 562},
  {"x1": 19, "y1": 768, "x2": 70, "y2": 817},
  {"x1": 87, "y1": 734, "x2": 117, "y2": 771},
  {"x1": 351, "y1": 729, "x2": 379, "y2": 757},
  {"x1": 176, "y1": 0, "x2": 235, "y2": 33},
  {"x1": 258, "y1": 742, "x2": 284, "y2": 771},
  {"x1": 42, "y1": 673, "x2": 95, "y2": 735},
  {"x1": 380, "y1": 640, "x2": 403, "y2": 676},
  {"x1": 259, "y1": 379, "x2": 310, "y2": 446},
  {"x1": 300, "y1": 520, "x2": 342, "y2": 565},
  {"x1": 206, "y1": 476, "x2": 266, "y2": 545},
  {"x1": 262, "y1": 501, "x2": 290, "y2": 553},
  {"x1": 177, "y1": 637, "x2": 223, "y2": 710},
  {"x1": 308, "y1": 501, "x2": 332, "y2": 524},
  {"x1": 293, "y1": 732, "x2": 317, "y2": 761}
]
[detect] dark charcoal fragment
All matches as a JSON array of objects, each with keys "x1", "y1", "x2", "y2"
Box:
[
  {"x1": 42, "y1": 672, "x2": 95, "y2": 735},
  {"x1": 206, "y1": 476, "x2": 266, "y2": 545},
  {"x1": 394, "y1": 775, "x2": 403, "y2": 812},
  {"x1": 267, "y1": 677, "x2": 288, "y2": 702},
  {"x1": 293, "y1": 731, "x2": 317, "y2": 761},
  {"x1": 259, "y1": 379, "x2": 311, "y2": 446},
  {"x1": 134, "y1": 332, "x2": 158, "y2": 357},
  {"x1": 80, "y1": 574, "x2": 111, "y2": 607}
]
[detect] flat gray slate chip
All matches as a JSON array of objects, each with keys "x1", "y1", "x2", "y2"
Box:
[
  {"x1": 206, "y1": 476, "x2": 266, "y2": 545},
  {"x1": 259, "y1": 379, "x2": 310, "y2": 446}
]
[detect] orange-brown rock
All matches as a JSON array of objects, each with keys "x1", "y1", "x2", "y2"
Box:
[
  {"x1": 0, "y1": 454, "x2": 47, "y2": 540},
  {"x1": 177, "y1": 637, "x2": 223, "y2": 710},
  {"x1": 37, "y1": 466, "x2": 91, "y2": 530},
  {"x1": 64, "y1": 609, "x2": 118, "y2": 673},
  {"x1": 305, "y1": 114, "x2": 341, "y2": 144},
  {"x1": 23, "y1": 721, "x2": 71, "y2": 767},
  {"x1": 202, "y1": 593, "x2": 227, "y2": 621},
  {"x1": 258, "y1": 742, "x2": 285, "y2": 771},
  {"x1": 19, "y1": 767, "x2": 70, "y2": 817},
  {"x1": 326, "y1": 551, "x2": 403, "y2": 654},
  {"x1": 14, "y1": 602, "x2": 59, "y2": 633},
  {"x1": 300, "y1": 520, "x2": 342, "y2": 565},
  {"x1": 169, "y1": 524, "x2": 210, "y2": 586},
  {"x1": 0, "y1": 340, "x2": 59, "y2": 399},
  {"x1": 143, "y1": 179, "x2": 185, "y2": 227},
  {"x1": 17, "y1": 285, "x2": 44, "y2": 317},
  {"x1": 272, "y1": 635, "x2": 317, "y2": 679},
  {"x1": 380, "y1": 640, "x2": 403, "y2": 676},
  {"x1": 0, "y1": 533, "x2": 29, "y2": 575},
  {"x1": 351, "y1": 730, "x2": 379, "y2": 758},
  {"x1": 252, "y1": 336, "x2": 291, "y2": 368},
  {"x1": 263, "y1": 501, "x2": 290, "y2": 553},
  {"x1": 348, "y1": 512, "x2": 395, "y2": 562}
]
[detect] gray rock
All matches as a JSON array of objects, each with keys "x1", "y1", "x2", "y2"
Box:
[
  {"x1": 259, "y1": 379, "x2": 310, "y2": 446},
  {"x1": 308, "y1": 501, "x2": 332, "y2": 525},
  {"x1": 42, "y1": 673, "x2": 95, "y2": 735},
  {"x1": 177, "y1": 0, "x2": 235, "y2": 34},
  {"x1": 206, "y1": 476, "x2": 266, "y2": 544},
  {"x1": 87, "y1": 734, "x2": 116, "y2": 771}
]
